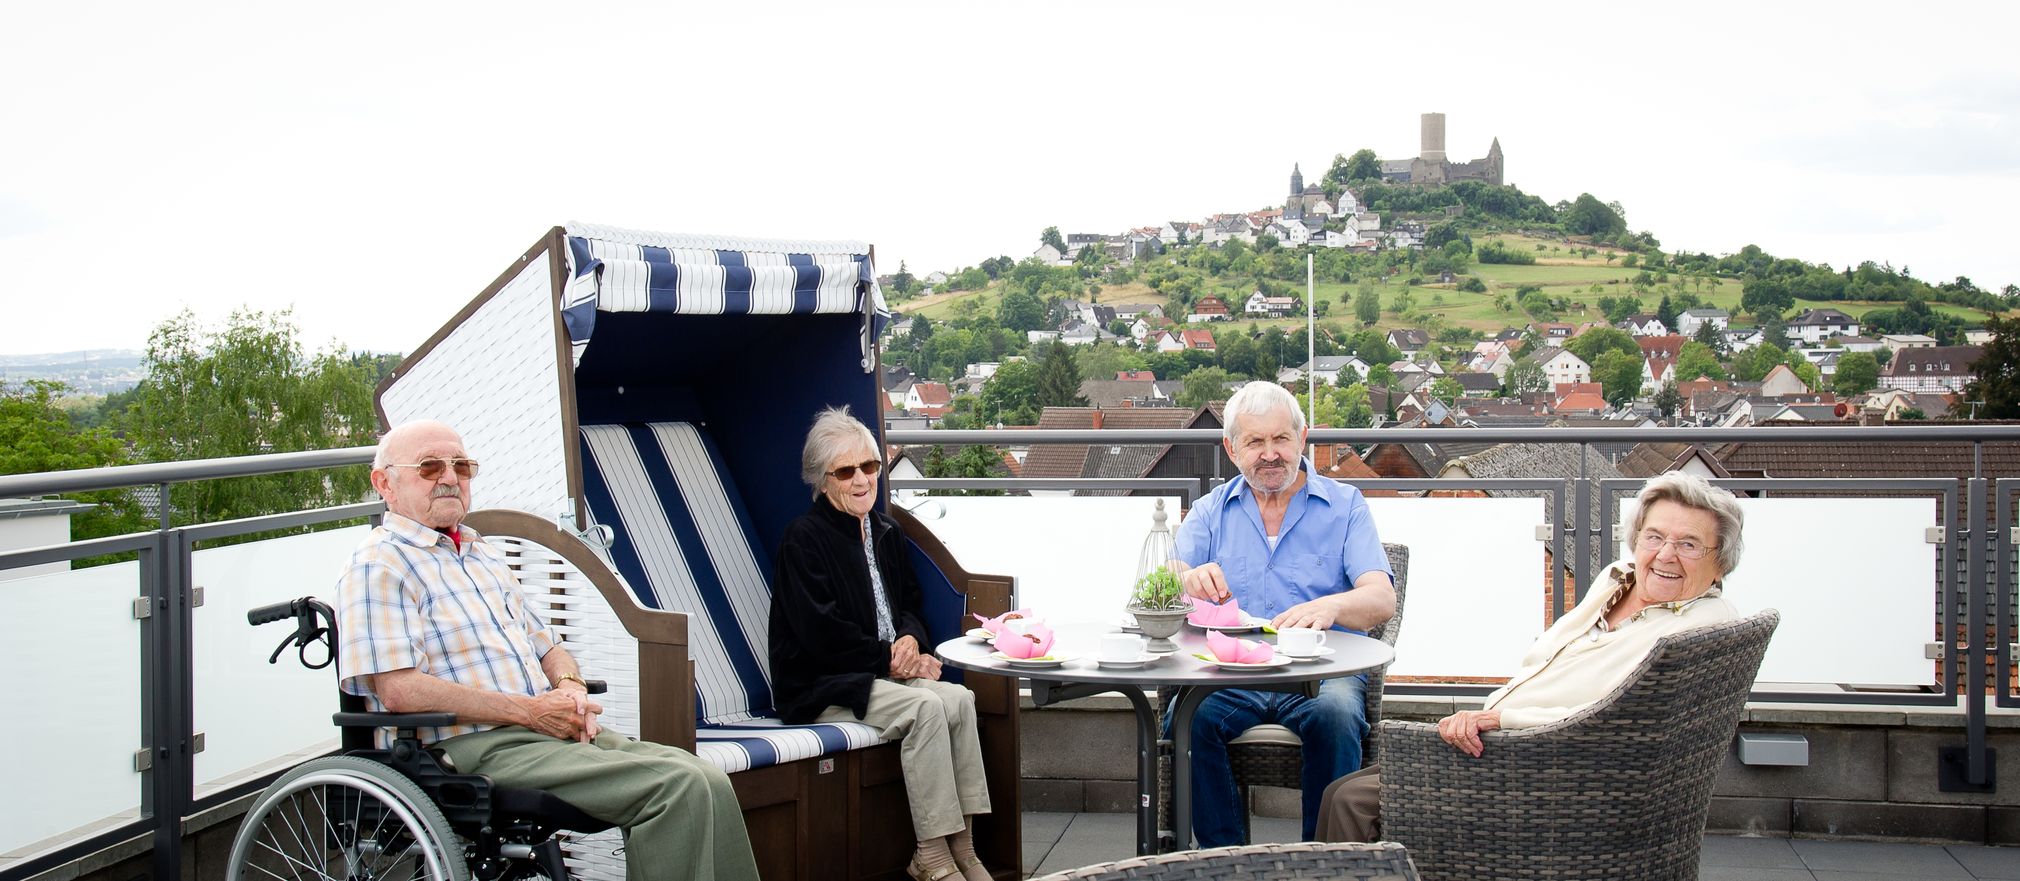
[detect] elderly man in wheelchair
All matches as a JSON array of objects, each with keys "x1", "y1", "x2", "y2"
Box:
[{"x1": 227, "y1": 419, "x2": 760, "y2": 881}]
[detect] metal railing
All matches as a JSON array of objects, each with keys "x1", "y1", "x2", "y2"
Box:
[{"x1": 1, "y1": 423, "x2": 2015, "y2": 880}]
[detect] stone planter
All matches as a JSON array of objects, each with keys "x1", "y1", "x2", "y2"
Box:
[{"x1": 1127, "y1": 605, "x2": 1190, "y2": 654}]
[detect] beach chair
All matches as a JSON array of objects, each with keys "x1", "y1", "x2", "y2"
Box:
[{"x1": 377, "y1": 224, "x2": 1022, "y2": 881}]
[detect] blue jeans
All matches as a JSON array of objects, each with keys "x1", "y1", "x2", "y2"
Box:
[{"x1": 1164, "y1": 674, "x2": 1369, "y2": 846}]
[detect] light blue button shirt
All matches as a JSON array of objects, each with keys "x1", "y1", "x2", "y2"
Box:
[{"x1": 1173, "y1": 459, "x2": 1392, "y2": 633}]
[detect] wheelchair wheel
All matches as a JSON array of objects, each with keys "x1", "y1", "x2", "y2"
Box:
[{"x1": 226, "y1": 755, "x2": 470, "y2": 881}]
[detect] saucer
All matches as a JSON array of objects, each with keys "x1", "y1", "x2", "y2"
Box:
[
  {"x1": 1116, "y1": 614, "x2": 1141, "y2": 633},
  {"x1": 1281, "y1": 646, "x2": 1336, "y2": 663},
  {"x1": 1191, "y1": 616, "x2": 1269, "y2": 634},
  {"x1": 966, "y1": 628, "x2": 995, "y2": 642},
  {"x1": 1191, "y1": 652, "x2": 1294, "y2": 670},
  {"x1": 1095, "y1": 654, "x2": 1157, "y2": 669},
  {"x1": 991, "y1": 651, "x2": 1077, "y2": 669}
]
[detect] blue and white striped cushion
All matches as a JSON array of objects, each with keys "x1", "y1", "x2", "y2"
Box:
[
  {"x1": 694, "y1": 720, "x2": 886, "y2": 775},
  {"x1": 579, "y1": 422, "x2": 776, "y2": 726}
]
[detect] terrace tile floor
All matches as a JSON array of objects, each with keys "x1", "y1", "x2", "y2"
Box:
[{"x1": 1020, "y1": 812, "x2": 2020, "y2": 880}]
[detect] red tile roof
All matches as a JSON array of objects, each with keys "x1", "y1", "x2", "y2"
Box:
[
  {"x1": 1117, "y1": 370, "x2": 1156, "y2": 381},
  {"x1": 911, "y1": 382, "x2": 952, "y2": 407},
  {"x1": 1182, "y1": 329, "x2": 1217, "y2": 351}
]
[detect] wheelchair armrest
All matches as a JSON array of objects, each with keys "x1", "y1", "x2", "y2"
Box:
[{"x1": 333, "y1": 711, "x2": 459, "y2": 730}]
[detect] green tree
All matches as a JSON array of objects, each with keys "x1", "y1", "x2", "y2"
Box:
[
  {"x1": 1652, "y1": 381, "x2": 1684, "y2": 417},
  {"x1": 1503, "y1": 359, "x2": 1549, "y2": 396},
  {"x1": 1654, "y1": 293, "x2": 1677, "y2": 331},
  {"x1": 1075, "y1": 342, "x2": 1147, "y2": 382},
  {"x1": 1565, "y1": 326, "x2": 1640, "y2": 367},
  {"x1": 1216, "y1": 331, "x2": 1258, "y2": 379},
  {"x1": 996, "y1": 289, "x2": 1046, "y2": 332},
  {"x1": 1032, "y1": 342, "x2": 1086, "y2": 409},
  {"x1": 921, "y1": 444, "x2": 1006, "y2": 496},
  {"x1": 1692, "y1": 320, "x2": 1728, "y2": 355},
  {"x1": 1740, "y1": 277, "x2": 1793, "y2": 320},
  {"x1": 1040, "y1": 226, "x2": 1067, "y2": 254},
  {"x1": 127, "y1": 309, "x2": 380, "y2": 526},
  {"x1": 1354, "y1": 284, "x2": 1380, "y2": 325},
  {"x1": 1674, "y1": 341, "x2": 1727, "y2": 383},
  {"x1": 1593, "y1": 350, "x2": 1644, "y2": 406},
  {"x1": 1178, "y1": 368, "x2": 1232, "y2": 409},
  {"x1": 1962, "y1": 315, "x2": 2020, "y2": 418},
  {"x1": 1732, "y1": 343, "x2": 1790, "y2": 382},
  {"x1": 0, "y1": 380, "x2": 152, "y2": 542},
  {"x1": 1832, "y1": 350, "x2": 1882, "y2": 396},
  {"x1": 1563, "y1": 193, "x2": 1627, "y2": 238},
  {"x1": 1428, "y1": 376, "x2": 1463, "y2": 406},
  {"x1": 976, "y1": 360, "x2": 1040, "y2": 425},
  {"x1": 891, "y1": 261, "x2": 917, "y2": 295}
]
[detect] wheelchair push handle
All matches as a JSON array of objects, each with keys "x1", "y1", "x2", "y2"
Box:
[{"x1": 248, "y1": 596, "x2": 338, "y2": 669}]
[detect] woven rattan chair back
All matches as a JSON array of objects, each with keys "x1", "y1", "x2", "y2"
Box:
[
  {"x1": 1378, "y1": 608, "x2": 1780, "y2": 881},
  {"x1": 1032, "y1": 841, "x2": 1421, "y2": 881}
]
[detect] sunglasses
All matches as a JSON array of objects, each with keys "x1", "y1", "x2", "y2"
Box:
[
  {"x1": 826, "y1": 460, "x2": 883, "y2": 481},
  {"x1": 384, "y1": 457, "x2": 481, "y2": 480}
]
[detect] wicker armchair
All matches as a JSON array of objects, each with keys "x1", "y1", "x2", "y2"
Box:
[
  {"x1": 1159, "y1": 544, "x2": 1408, "y2": 844},
  {"x1": 1378, "y1": 609, "x2": 1780, "y2": 881},
  {"x1": 1033, "y1": 842, "x2": 1421, "y2": 881}
]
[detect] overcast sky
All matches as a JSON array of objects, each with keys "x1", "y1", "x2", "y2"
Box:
[{"x1": 3, "y1": 1, "x2": 2015, "y2": 356}]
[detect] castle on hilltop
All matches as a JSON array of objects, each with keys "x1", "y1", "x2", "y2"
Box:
[
  {"x1": 1381, "y1": 112, "x2": 1502, "y2": 186},
  {"x1": 1281, "y1": 113, "x2": 1503, "y2": 227}
]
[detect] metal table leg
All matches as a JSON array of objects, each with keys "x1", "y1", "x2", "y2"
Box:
[{"x1": 1031, "y1": 681, "x2": 1162, "y2": 856}]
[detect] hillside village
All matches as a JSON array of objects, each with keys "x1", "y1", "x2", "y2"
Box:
[{"x1": 873, "y1": 112, "x2": 2018, "y2": 485}]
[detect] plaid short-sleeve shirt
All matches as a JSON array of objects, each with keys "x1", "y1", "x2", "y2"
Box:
[{"x1": 336, "y1": 512, "x2": 559, "y2": 744}]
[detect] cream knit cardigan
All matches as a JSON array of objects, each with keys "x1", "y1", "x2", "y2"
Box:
[{"x1": 1482, "y1": 557, "x2": 1739, "y2": 731}]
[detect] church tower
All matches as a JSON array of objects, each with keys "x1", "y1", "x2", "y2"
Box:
[
  {"x1": 1290, "y1": 163, "x2": 1304, "y2": 196},
  {"x1": 1486, "y1": 137, "x2": 1504, "y2": 186}
]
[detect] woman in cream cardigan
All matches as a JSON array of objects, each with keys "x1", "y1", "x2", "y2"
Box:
[{"x1": 1317, "y1": 471, "x2": 1744, "y2": 842}]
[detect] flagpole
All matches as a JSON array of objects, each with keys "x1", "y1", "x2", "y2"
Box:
[{"x1": 1307, "y1": 252, "x2": 1316, "y2": 457}]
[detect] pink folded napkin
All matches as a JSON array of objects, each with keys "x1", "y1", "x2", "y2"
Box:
[
  {"x1": 971, "y1": 609, "x2": 1034, "y2": 636},
  {"x1": 996, "y1": 622, "x2": 1055, "y2": 658},
  {"x1": 1187, "y1": 597, "x2": 1243, "y2": 627},
  {"x1": 1207, "y1": 630, "x2": 1275, "y2": 664}
]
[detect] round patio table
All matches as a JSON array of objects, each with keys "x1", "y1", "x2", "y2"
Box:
[{"x1": 937, "y1": 619, "x2": 1394, "y2": 855}]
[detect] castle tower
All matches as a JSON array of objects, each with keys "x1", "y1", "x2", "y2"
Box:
[
  {"x1": 1419, "y1": 112, "x2": 1447, "y2": 163},
  {"x1": 1290, "y1": 163, "x2": 1303, "y2": 196},
  {"x1": 1487, "y1": 137, "x2": 1503, "y2": 185}
]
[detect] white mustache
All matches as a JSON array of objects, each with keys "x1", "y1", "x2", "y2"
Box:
[{"x1": 432, "y1": 487, "x2": 462, "y2": 499}]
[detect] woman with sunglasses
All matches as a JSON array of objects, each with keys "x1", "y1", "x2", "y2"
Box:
[
  {"x1": 1318, "y1": 471, "x2": 1745, "y2": 843},
  {"x1": 769, "y1": 406, "x2": 993, "y2": 881}
]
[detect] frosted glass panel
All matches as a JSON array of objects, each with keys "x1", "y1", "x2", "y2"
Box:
[
  {"x1": 0, "y1": 561, "x2": 142, "y2": 854},
  {"x1": 913, "y1": 496, "x2": 1173, "y2": 622},
  {"x1": 190, "y1": 527, "x2": 368, "y2": 796},
  {"x1": 1623, "y1": 496, "x2": 1937, "y2": 687},
  {"x1": 1365, "y1": 496, "x2": 1549, "y2": 679}
]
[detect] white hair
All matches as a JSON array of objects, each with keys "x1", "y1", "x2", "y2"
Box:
[
  {"x1": 1631, "y1": 472, "x2": 1745, "y2": 576},
  {"x1": 1221, "y1": 381, "x2": 1305, "y2": 443},
  {"x1": 800, "y1": 406, "x2": 881, "y2": 498},
  {"x1": 372, "y1": 420, "x2": 458, "y2": 472}
]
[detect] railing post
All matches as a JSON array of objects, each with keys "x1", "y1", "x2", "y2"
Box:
[
  {"x1": 141, "y1": 525, "x2": 187, "y2": 878},
  {"x1": 1571, "y1": 444, "x2": 1592, "y2": 601},
  {"x1": 1941, "y1": 477, "x2": 1996, "y2": 791}
]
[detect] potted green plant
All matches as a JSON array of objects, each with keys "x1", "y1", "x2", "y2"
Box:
[{"x1": 1128, "y1": 565, "x2": 1190, "y2": 653}]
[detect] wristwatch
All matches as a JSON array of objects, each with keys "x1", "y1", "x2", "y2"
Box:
[{"x1": 554, "y1": 674, "x2": 588, "y2": 691}]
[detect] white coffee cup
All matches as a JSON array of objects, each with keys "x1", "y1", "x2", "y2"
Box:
[
  {"x1": 1277, "y1": 627, "x2": 1328, "y2": 656},
  {"x1": 1003, "y1": 618, "x2": 1037, "y2": 636},
  {"x1": 1100, "y1": 633, "x2": 1146, "y2": 662}
]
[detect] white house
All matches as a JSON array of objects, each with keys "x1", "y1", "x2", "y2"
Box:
[
  {"x1": 1282, "y1": 355, "x2": 1371, "y2": 386},
  {"x1": 1033, "y1": 243, "x2": 1067, "y2": 266},
  {"x1": 1675, "y1": 308, "x2": 1730, "y2": 338},
  {"x1": 1878, "y1": 334, "x2": 1938, "y2": 350},
  {"x1": 1880, "y1": 345, "x2": 1983, "y2": 392},
  {"x1": 1264, "y1": 221, "x2": 1312, "y2": 246},
  {"x1": 1243, "y1": 290, "x2": 1301, "y2": 317},
  {"x1": 1528, "y1": 347, "x2": 1592, "y2": 388},
  {"x1": 1618, "y1": 314, "x2": 1668, "y2": 337},
  {"x1": 1786, "y1": 308, "x2": 1860, "y2": 344}
]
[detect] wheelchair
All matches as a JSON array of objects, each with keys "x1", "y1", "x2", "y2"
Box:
[{"x1": 225, "y1": 597, "x2": 615, "y2": 881}]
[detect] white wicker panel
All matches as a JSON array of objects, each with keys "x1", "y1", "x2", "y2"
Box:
[
  {"x1": 486, "y1": 533, "x2": 639, "y2": 881},
  {"x1": 380, "y1": 256, "x2": 570, "y2": 520}
]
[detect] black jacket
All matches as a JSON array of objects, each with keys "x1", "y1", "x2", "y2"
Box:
[{"x1": 769, "y1": 497, "x2": 931, "y2": 724}]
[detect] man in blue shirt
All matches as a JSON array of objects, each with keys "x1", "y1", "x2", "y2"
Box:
[{"x1": 1169, "y1": 381, "x2": 1396, "y2": 845}]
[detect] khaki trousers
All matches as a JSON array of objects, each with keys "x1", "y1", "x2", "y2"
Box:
[
  {"x1": 816, "y1": 677, "x2": 993, "y2": 840},
  {"x1": 436, "y1": 727, "x2": 759, "y2": 881},
  {"x1": 1316, "y1": 763, "x2": 1382, "y2": 843}
]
